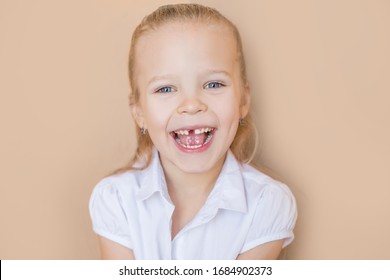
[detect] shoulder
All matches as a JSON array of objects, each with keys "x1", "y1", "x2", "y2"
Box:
[
  {"x1": 90, "y1": 170, "x2": 143, "y2": 206},
  {"x1": 241, "y1": 163, "x2": 295, "y2": 203},
  {"x1": 239, "y1": 163, "x2": 298, "y2": 250},
  {"x1": 89, "y1": 171, "x2": 142, "y2": 250},
  {"x1": 89, "y1": 170, "x2": 144, "y2": 227},
  {"x1": 240, "y1": 163, "x2": 297, "y2": 227},
  {"x1": 90, "y1": 149, "x2": 163, "y2": 206}
]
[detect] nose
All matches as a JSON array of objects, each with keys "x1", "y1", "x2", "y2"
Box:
[{"x1": 177, "y1": 97, "x2": 208, "y2": 115}]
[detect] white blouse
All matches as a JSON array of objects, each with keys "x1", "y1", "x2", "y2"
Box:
[{"x1": 89, "y1": 150, "x2": 297, "y2": 259}]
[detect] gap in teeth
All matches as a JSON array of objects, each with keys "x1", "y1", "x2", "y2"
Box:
[{"x1": 174, "y1": 127, "x2": 213, "y2": 135}]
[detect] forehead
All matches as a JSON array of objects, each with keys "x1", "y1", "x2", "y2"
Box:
[
  {"x1": 138, "y1": 20, "x2": 236, "y2": 48},
  {"x1": 134, "y1": 21, "x2": 239, "y2": 81}
]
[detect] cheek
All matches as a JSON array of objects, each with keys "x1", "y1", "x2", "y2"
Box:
[
  {"x1": 213, "y1": 105, "x2": 240, "y2": 145},
  {"x1": 143, "y1": 100, "x2": 171, "y2": 131},
  {"x1": 213, "y1": 94, "x2": 241, "y2": 123}
]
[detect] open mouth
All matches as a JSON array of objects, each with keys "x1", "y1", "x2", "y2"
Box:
[{"x1": 170, "y1": 127, "x2": 215, "y2": 150}]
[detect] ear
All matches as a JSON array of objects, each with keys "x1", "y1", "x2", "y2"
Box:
[
  {"x1": 240, "y1": 84, "x2": 251, "y2": 119},
  {"x1": 131, "y1": 102, "x2": 146, "y2": 129}
]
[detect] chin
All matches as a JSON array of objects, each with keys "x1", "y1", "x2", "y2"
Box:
[
  {"x1": 174, "y1": 152, "x2": 225, "y2": 174},
  {"x1": 175, "y1": 163, "x2": 216, "y2": 174}
]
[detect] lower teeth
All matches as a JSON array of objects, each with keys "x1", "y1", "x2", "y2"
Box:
[{"x1": 176, "y1": 133, "x2": 213, "y2": 149}]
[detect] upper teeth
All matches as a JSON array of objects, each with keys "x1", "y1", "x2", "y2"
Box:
[{"x1": 175, "y1": 127, "x2": 213, "y2": 135}]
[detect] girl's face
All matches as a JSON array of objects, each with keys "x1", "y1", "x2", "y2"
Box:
[{"x1": 132, "y1": 21, "x2": 249, "y2": 174}]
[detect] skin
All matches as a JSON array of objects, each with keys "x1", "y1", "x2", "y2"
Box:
[{"x1": 98, "y1": 21, "x2": 284, "y2": 260}]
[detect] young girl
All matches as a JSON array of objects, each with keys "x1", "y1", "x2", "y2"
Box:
[{"x1": 89, "y1": 3, "x2": 297, "y2": 260}]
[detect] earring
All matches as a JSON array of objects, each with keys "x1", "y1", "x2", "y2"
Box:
[
  {"x1": 140, "y1": 127, "x2": 148, "y2": 135},
  {"x1": 239, "y1": 118, "x2": 245, "y2": 126}
]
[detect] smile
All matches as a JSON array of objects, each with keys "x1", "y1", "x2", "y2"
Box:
[{"x1": 170, "y1": 127, "x2": 215, "y2": 150}]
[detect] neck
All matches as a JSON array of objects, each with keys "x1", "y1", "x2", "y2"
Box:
[{"x1": 160, "y1": 154, "x2": 226, "y2": 198}]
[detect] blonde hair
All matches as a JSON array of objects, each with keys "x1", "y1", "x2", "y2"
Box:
[{"x1": 114, "y1": 3, "x2": 258, "y2": 173}]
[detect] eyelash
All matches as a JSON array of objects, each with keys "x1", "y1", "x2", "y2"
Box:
[
  {"x1": 204, "y1": 81, "x2": 225, "y2": 89},
  {"x1": 154, "y1": 82, "x2": 225, "y2": 94},
  {"x1": 155, "y1": 86, "x2": 175, "y2": 94}
]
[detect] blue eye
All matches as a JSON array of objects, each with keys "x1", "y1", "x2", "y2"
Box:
[
  {"x1": 205, "y1": 82, "x2": 224, "y2": 89},
  {"x1": 156, "y1": 86, "x2": 174, "y2": 93}
]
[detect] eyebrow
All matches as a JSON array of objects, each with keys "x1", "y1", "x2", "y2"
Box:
[
  {"x1": 147, "y1": 70, "x2": 232, "y2": 87},
  {"x1": 204, "y1": 69, "x2": 232, "y2": 78},
  {"x1": 147, "y1": 74, "x2": 177, "y2": 87}
]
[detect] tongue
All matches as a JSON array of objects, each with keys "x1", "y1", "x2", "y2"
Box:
[{"x1": 177, "y1": 131, "x2": 207, "y2": 146}]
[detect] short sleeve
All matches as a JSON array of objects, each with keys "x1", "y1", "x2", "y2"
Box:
[
  {"x1": 240, "y1": 183, "x2": 298, "y2": 253},
  {"x1": 89, "y1": 178, "x2": 133, "y2": 249}
]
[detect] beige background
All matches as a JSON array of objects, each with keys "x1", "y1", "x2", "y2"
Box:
[{"x1": 1, "y1": 0, "x2": 389, "y2": 259}]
